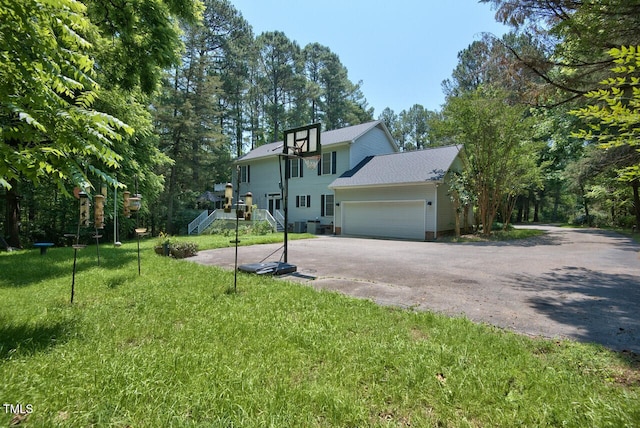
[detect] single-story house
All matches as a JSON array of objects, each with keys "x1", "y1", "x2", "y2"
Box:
[{"x1": 234, "y1": 120, "x2": 469, "y2": 240}]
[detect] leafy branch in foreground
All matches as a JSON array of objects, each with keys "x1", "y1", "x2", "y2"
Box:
[
  {"x1": 0, "y1": 0, "x2": 133, "y2": 191},
  {"x1": 571, "y1": 46, "x2": 640, "y2": 181},
  {"x1": 571, "y1": 45, "x2": 640, "y2": 228}
]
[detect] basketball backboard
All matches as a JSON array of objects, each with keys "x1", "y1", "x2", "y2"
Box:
[{"x1": 283, "y1": 123, "x2": 321, "y2": 157}]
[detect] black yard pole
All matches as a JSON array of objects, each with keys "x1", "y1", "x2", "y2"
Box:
[
  {"x1": 71, "y1": 247, "x2": 78, "y2": 303},
  {"x1": 137, "y1": 233, "x2": 141, "y2": 275},
  {"x1": 283, "y1": 156, "x2": 289, "y2": 263},
  {"x1": 233, "y1": 166, "x2": 241, "y2": 292}
]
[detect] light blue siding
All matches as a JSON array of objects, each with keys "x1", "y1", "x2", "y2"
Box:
[
  {"x1": 348, "y1": 126, "x2": 396, "y2": 168},
  {"x1": 235, "y1": 122, "x2": 398, "y2": 226}
]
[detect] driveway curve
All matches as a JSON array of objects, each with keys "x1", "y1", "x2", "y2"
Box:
[{"x1": 190, "y1": 225, "x2": 640, "y2": 352}]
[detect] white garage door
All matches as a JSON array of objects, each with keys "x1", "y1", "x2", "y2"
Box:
[{"x1": 342, "y1": 200, "x2": 425, "y2": 240}]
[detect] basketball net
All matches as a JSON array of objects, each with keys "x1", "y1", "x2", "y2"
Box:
[{"x1": 303, "y1": 154, "x2": 321, "y2": 170}]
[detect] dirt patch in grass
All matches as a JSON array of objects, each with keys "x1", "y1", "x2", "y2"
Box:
[{"x1": 614, "y1": 350, "x2": 640, "y2": 388}]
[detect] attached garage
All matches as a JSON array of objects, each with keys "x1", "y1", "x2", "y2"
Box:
[
  {"x1": 342, "y1": 200, "x2": 426, "y2": 240},
  {"x1": 330, "y1": 146, "x2": 469, "y2": 241}
]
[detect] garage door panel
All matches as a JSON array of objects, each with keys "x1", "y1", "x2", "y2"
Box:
[{"x1": 343, "y1": 201, "x2": 425, "y2": 240}]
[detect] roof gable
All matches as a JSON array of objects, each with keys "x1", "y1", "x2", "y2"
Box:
[
  {"x1": 236, "y1": 120, "x2": 393, "y2": 162},
  {"x1": 329, "y1": 145, "x2": 462, "y2": 188}
]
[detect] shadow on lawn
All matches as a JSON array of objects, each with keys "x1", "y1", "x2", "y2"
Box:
[
  {"x1": 0, "y1": 320, "x2": 72, "y2": 360},
  {"x1": 509, "y1": 266, "x2": 640, "y2": 353},
  {"x1": 0, "y1": 245, "x2": 141, "y2": 288}
]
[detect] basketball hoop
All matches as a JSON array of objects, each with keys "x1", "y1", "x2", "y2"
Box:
[
  {"x1": 283, "y1": 123, "x2": 321, "y2": 157},
  {"x1": 303, "y1": 154, "x2": 321, "y2": 170}
]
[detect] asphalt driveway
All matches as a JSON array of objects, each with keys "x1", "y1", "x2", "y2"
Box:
[{"x1": 190, "y1": 225, "x2": 640, "y2": 352}]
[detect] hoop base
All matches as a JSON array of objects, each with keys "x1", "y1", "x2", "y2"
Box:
[{"x1": 238, "y1": 262, "x2": 297, "y2": 275}]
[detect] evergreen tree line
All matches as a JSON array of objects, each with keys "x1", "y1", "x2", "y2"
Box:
[{"x1": 153, "y1": 0, "x2": 378, "y2": 233}]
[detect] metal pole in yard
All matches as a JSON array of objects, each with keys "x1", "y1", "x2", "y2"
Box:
[{"x1": 233, "y1": 166, "x2": 241, "y2": 293}]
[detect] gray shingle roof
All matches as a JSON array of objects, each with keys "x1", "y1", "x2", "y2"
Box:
[
  {"x1": 329, "y1": 145, "x2": 462, "y2": 188},
  {"x1": 236, "y1": 120, "x2": 387, "y2": 162}
]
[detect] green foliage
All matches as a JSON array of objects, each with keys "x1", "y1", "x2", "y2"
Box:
[
  {"x1": 442, "y1": 87, "x2": 542, "y2": 234},
  {"x1": 250, "y1": 32, "x2": 373, "y2": 144},
  {"x1": 571, "y1": 46, "x2": 640, "y2": 182},
  {"x1": 378, "y1": 105, "x2": 440, "y2": 151},
  {"x1": 251, "y1": 220, "x2": 275, "y2": 235},
  {"x1": 0, "y1": 244, "x2": 637, "y2": 426},
  {"x1": 480, "y1": 0, "x2": 640, "y2": 106},
  {"x1": 0, "y1": 0, "x2": 133, "y2": 191},
  {"x1": 154, "y1": 233, "x2": 199, "y2": 258},
  {"x1": 85, "y1": 0, "x2": 203, "y2": 94},
  {"x1": 207, "y1": 220, "x2": 274, "y2": 237},
  {"x1": 168, "y1": 241, "x2": 199, "y2": 258}
]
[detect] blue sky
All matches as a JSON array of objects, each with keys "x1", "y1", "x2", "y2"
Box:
[{"x1": 229, "y1": 0, "x2": 510, "y2": 116}]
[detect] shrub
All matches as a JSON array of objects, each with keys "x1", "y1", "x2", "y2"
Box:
[
  {"x1": 169, "y1": 241, "x2": 198, "y2": 259},
  {"x1": 252, "y1": 221, "x2": 274, "y2": 235},
  {"x1": 153, "y1": 234, "x2": 198, "y2": 258}
]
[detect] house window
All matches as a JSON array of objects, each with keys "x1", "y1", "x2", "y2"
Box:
[
  {"x1": 321, "y1": 194, "x2": 334, "y2": 216},
  {"x1": 296, "y1": 195, "x2": 311, "y2": 208},
  {"x1": 289, "y1": 158, "x2": 303, "y2": 178},
  {"x1": 240, "y1": 165, "x2": 250, "y2": 183},
  {"x1": 318, "y1": 151, "x2": 337, "y2": 176}
]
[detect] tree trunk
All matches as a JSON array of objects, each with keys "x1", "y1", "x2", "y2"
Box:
[
  {"x1": 4, "y1": 179, "x2": 22, "y2": 248},
  {"x1": 451, "y1": 193, "x2": 461, "y2": 238},
  {"x1": 632, "y1": 179, "x2": 640, "y2": 231},
  {"x1": 462, "y1": 204, "x2": 470, "y2": 234},
  {"x1": 166, "y1": 166, "x2": 177, "y2": 234},
  {"x1": 581, "y1": 185, "x2": 591, "y2": 226},
  {"x1": 553, "y1": 185, "x2": 561, "y2": 222},
  {"x1": 516, "y1": 196, "x2": 524, "y2": 223}
]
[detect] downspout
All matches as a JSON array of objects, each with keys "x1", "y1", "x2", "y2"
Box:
[{"x1": 434, "y1": 184, "x2": 439, "y2": 240}]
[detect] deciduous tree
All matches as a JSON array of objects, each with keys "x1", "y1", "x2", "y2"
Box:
[
  {"x1": 571, "y1": 46, "x2": 640, "y2": 227},
  {"x1": 480, "y1": 0, "x2": 640, "y2": 106},
  {"x1": 0, "y1": 0, "x2": 131, "y2": 246},
  {"x1": 442, "y1": 87, "x2": 540, "y2": 235},
  {"x1": 1, "y1": 0, "x2": 202, "y2": 245}
]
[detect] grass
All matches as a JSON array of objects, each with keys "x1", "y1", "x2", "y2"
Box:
[
  {"x1": 1, "y1": 235, "x2": 638, "y2": 427},
  {"x1": 165, "y1": 231, "x2": 315, "y2": 251},
  {"x1": 442, "y1": 227, "x2": 545, "y2": 243}
]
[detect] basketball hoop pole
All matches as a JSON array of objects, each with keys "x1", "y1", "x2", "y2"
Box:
[
  {"x1": 237, "y1": 123, "x2": 320, "y2": 276},
  {"x1": 283, "y1": 155, "x2": 290, "y2": 263}
]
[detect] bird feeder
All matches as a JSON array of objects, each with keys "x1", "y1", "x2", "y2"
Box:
[
  {"x1": 129, "y1": 194, "x2": 142, "y2": 212},
  {"x1": 224, "y1": 183, "x2": 233, "y2": 213},
  {"x1": 244, "y1": 192, "x2": 253, "y2": 220},
  {"x1": 123, "y1": 191, "x2": 131, "y2": 218},
  {"x1": 94, "y1": 194, "x2": 105, "y2": 229},
  {"x1": 79, "y1": 191, "x2": 90, "y2": 227}
]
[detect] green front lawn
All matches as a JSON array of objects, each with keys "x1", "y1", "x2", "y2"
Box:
[
  {"x1": 1, "y1": 237, "x2": 638, "y2": 426},
  {"x1": 166, "y1": 231, "x2": 315, "y2": 251}
]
